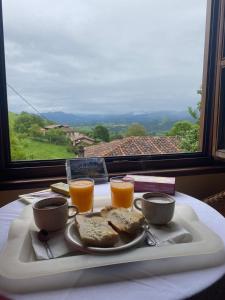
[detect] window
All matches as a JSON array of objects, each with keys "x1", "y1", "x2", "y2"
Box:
[
  {"x1": 212, "y1": 0, "x2": 225, "y2": 159},
  {"x1": 4, "y1": 0, "x2": 206, "y2": 161},
  {"x1": 0, "y1": 0, "x2": 225, "y2": 185}
]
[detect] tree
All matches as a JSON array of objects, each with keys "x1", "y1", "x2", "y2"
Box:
[
  {"x1": 29, "y1": 124, "x2": 42, "y2": 138},
  {"x1": 9, "y1": 123, "x2": 27, "y2": 160},
  {"x1": 110, "y1": 132, "x2": 124, "y2": 140},
  {"x1": 167, "y1": 98, "x2": 201, "y2": 152},
  {"x1": 188, "y1": 101, "x2": 201, "y2": 124},
  {"x1": 45, "y1": 129, "x2": 69, "y2": 145},
  {"x1": 180, "y1": 124, "x2": 199, "y2": 152},
  {"x1": 93, "y1": 125, "x2": 110, "y2": 142},
  {"x1": 166, "y1": 121, "x2": 193, "y2": 138},
  {"x1": 126, "y1": 123, "x2": 147, "y2": 137},
  {"x1": 73, "y1": 143, "x2": 85, "y2": 157},
  {"x1": 14, "y1": 112, "x2": 45, "y2": 136}
]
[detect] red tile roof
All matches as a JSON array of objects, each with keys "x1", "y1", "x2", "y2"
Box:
[{"x1": 84, "y1": 136, "x2": 182, "y2": 157}]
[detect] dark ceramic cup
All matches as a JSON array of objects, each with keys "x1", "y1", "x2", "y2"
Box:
[
  {"x1": 33, "y1": 197, "x2": 78, "y2": 232},
  {"x1": 134, "y1": 192, "x2": 175, "y2": 225}
]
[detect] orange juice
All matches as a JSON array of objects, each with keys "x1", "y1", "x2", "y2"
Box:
[
  {"x1": 110, "y1": 181, "x2": 134, "y2": 208},
  {"x1": 69, "y1": 179, "x2": 94, "y2": 213}
]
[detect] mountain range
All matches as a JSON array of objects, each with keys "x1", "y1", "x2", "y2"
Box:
[
  {"x1": 41, "y1": 111, "x2": 192, "y2": 126},
  {"x1": 40, "y1": 110, "x2": 194, "y2": 134}
]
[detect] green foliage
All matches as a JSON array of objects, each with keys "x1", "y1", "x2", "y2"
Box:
[
  {"x1": 9, "y1": 127, "x2": 27, "y2": 160},
  {"x1": 73, "y1": 142, "x2": 86, "y2": 157},
  {"x1": 126, "y1": 123, "x2": 148, "y2": 137},
  {"x1": 166, "y1": 121, "x2": 193, "y2": 137},
  {"x1": 180, "y1": 124, "x2": 200, "y2": 152},
  {"x1": 14, "y1": 111, "x2": 46, "y2": 135},
  {"x1": 29, "y1": 124, "x2": 42, "y2": 138},
  {"x1": 11, "y1": 138, "x2": 74, "y2": 160},
  {"x1": 8, "y1": 116, "x2": 26, "y2": 160},
  {"x1": 93, "y1": 125, "x2": 110, "y2": 142},
  {"x1": 8, "y1": 111, "x2": 18, "y2": 127},
  {"x1": 8, "y1": 111, "x2": 74, "y2": 160},
  {"x1": 12, "y1": 111, "x2": 70, "y2": 147},
  {"x1": 45, "y1": 129, "x2": 69, "y2": 145},
  {"x1": 167, "y1": 101, "x2": 201, "y2": 152},
  {"x1": 9, "y1": 133, "x2": 75, "y2": 160},
  {"x1": 188, "y1": 101, "x2": 201, "y2": 124},
  {"x1": 110, "y1": 132, "x2": 124, "y2": 140},
  {"x1": 75, "y1": 126, "x2": 93, "y2": 136}
]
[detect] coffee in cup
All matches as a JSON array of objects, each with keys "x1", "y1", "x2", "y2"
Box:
[
  {"x1": 134, "y1": 192, "x2": 175, "y2": 225},
  {"x1": 33, "y1": 197, "x2": 78, "y2": 232}
]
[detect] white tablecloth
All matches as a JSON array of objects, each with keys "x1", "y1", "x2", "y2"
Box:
[{"x1": 0, "y1": 184, "x2": 225, "y2": 300}]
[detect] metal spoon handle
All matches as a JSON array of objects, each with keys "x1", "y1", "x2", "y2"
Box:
[
  {"x1": 45, "y1": 241, "x2": 54, "y2": 259},
  {"x1": 143, "y1": 219, "x2": 158, "y2": 246},
  {"x1": 145, "y1": 229, "x2": 157, "y2": 246}
]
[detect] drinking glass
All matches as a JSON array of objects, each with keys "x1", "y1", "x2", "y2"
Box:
[
  {"x1": 110, "y1": 176, "x2": 134, "y2": 209},
  {"x1": 68, "y1": 178, "x2": 94, "y2": 213}
]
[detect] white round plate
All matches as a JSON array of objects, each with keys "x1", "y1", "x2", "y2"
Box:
[{"x1": 65, "y1": 221, "x2": 146, "y2": 254}]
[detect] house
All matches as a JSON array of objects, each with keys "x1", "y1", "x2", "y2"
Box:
[
  {"x1": 42, "y1": 124, "x2": 71, "y2": 134},
  {"x1": 84, "y1": 136, "x2": 182, "y2": 157},
  {"x1": 70, "y1": 133, "x2": 94, "y2": 147},
  {"x1": 41, "y1": 124, "x2": 94, "y2": 147}
]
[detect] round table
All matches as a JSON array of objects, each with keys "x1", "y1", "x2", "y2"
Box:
[{"x1": 0, "y1": 184, "x2": 225, "y2": 300}]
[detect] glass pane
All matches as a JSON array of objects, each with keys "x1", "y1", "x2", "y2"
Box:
[{"x1": 3, "y1": 0, "x2": 207, "y2": 160}]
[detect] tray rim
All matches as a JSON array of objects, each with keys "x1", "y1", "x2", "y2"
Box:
[{"x1": 0, "y1": 200, "x2": 225, "y2": 293}]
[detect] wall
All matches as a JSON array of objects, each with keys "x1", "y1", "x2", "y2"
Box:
[{"x1": 176, "y1": 172, "x2": 225, "y2": 199}]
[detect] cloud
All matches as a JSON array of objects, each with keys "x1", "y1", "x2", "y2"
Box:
[{"x1": 3, "y1": 0, "x2": 207, "y2": 114}]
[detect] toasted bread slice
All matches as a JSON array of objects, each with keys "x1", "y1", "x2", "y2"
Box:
[
  {"x1": 101, "y1": 206, "x2": 144, "y2": 234},
  {"x1": 50, "y1": 182, "x2": 70, "y2": 197},
  {"x1": 75, "y1": 214, "x2": 119, "y2": 247}
]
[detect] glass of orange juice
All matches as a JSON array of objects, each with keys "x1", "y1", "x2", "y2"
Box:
[
  {"x1": 68, "y1": 178, "x2": 94, "y2": 213},
  {"x1": 110, "y1": 176, "x2": 134, "y2": 209}
]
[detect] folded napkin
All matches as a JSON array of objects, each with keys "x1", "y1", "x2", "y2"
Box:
[
  {"x1": 149, "y1": 221, "x2": 192, "y2": 246},
  {"x1": 30, "y1": 221, "x2": 192, "y2": 260},
  {"x1": 30, "y1": 229, "x2": 75, "y2": 260}
]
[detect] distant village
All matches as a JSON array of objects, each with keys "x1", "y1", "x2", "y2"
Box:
[{"x1": 41, "y1": 124, "x2": 182, "y2": 158}]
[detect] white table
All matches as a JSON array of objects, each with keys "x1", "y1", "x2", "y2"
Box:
[{"x1": 0, "y1": 184, "x2": 225, "y2": 300}]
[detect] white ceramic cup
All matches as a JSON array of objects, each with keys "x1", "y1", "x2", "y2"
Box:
[{"x1": 134, "y1": 192, "x2": 175, "y2": 225}]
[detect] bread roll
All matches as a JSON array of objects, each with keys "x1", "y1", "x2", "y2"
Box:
[
  {"x1": 76, "y1": 214, "x2": 119, "y2": 247},
  {"x1": 101, "y1": 206, "x2": 144, "y2": 234}
]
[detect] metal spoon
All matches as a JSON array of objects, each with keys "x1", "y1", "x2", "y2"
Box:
[
  {"x1": 38, "y1": 230, "x2": 54, "y2": 259},
  {"x1": 144, "y1": 224, "x2": 158, "y2": 247}
]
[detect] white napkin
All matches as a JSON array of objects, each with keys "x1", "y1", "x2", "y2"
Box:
[
  {"x1": 149, "y1": 221, "x2": 192, "y2": 246},
  {"x1": 30, "y1": 230, "x2": 76, "y2": 260},
  {"x1": 30, "y1": 222, "x2": 192, "y2": 260}
]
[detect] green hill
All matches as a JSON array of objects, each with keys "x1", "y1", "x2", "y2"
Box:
[
  {"x1": 8, "y1": 111, "x2": 74, "y2": 161},
  {"x1": 19, "y1": 138, "x2": 74, "y2": 160},
  {"x1": 8, "y1": 111, "x2": 18, "y2": 127}
]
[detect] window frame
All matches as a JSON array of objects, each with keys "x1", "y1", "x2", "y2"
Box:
[
  {"x1": 212, "y1": 0, "x2": 225, "y2": 159},
  {"x1": 1, "y1": 0, "x2": 225, "y2": 188}
]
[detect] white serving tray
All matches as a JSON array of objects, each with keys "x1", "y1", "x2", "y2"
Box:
[{"x1": 0, "y1": 197, "x2": 225, "y2": 294}]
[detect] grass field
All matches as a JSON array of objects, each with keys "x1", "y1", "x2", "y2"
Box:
[
  {"x1": 8, "y1": 112, "x2": 75, "y2": 160},
  {"x1": 18, "y1": 138, "x2": 75, "y2": 160},
  {"x1": 8, "y1": 111, "x2": 18, "y2": 127}
]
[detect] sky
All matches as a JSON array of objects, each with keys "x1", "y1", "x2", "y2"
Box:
[{"x1": 3, "y1": 0, "x2": 207, "y2": 115}]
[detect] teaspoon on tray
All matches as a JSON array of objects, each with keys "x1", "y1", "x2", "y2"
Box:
[
  {"x1": 38, "y1": 230, "x2": 54, "y2": 259},
  {"x1": 144, "y1": 224, "x2": 158, "y2": 246}
]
